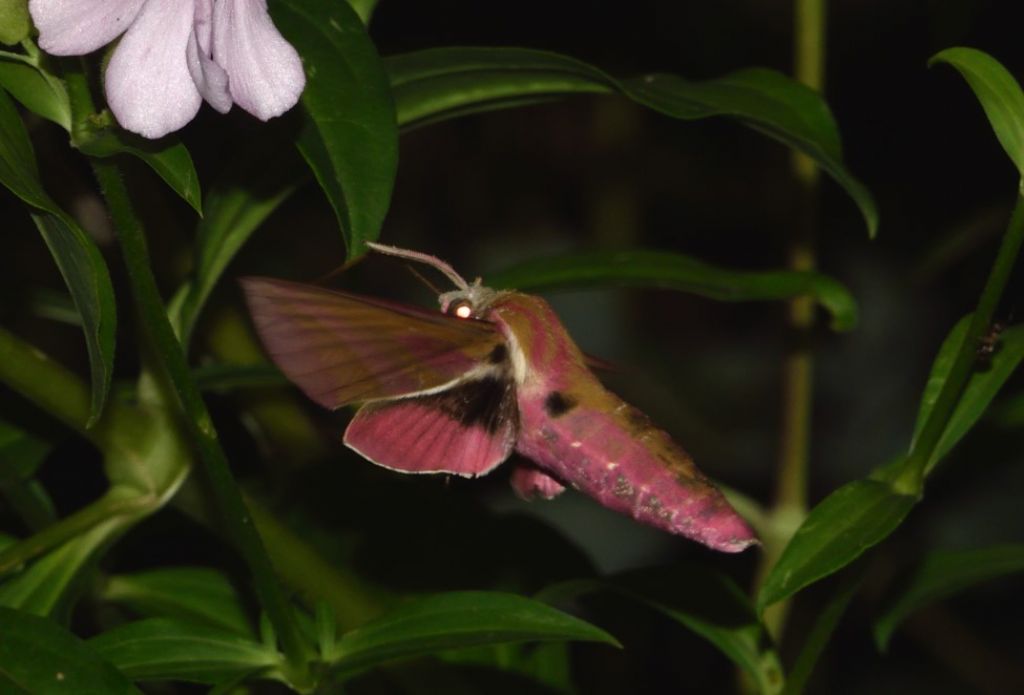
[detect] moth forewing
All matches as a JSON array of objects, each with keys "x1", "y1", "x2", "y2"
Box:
[{"x1": 240, "y1": 276, "x2": 506, "y2": 408}]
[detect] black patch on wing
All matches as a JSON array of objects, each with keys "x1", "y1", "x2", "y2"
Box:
[
  {"x1": 487, "y1": 344, "x2": 508, "y2": 365},
  {"x1": 420, "y1": 376, "x2": 518, "y2": 434},
  {"x1": 544, "y1": 391, "x2": 577, "y2": 418}
]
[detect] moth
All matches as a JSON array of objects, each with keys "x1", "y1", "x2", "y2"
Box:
[{"x1": 242, "y1": 243, "x2": 756, "y2": 552}]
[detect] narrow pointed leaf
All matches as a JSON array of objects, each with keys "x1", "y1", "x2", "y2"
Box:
[
  {"x1": 874, "y1": 544, "x2": 1024, "y2": 651},
  {"x1": 73, "y1": 122, "x2": 201, "y2": 214},
  {"x1": 0, "y1": 418, "x2": 51, "y2": 484},
  {"x1": 911, "y1": 319, "x2": 1024, "y2": 473},
  {"x1": 89, "y1": 618, "x2": 280, "y2": 685},
  {"x1": 781, "y1": 572, "x2": 862, "y2": 695},
  {"x1": 387, "y1": 47, "x2": 876, "y2": 237},
  {"x1": 0, "y1": 517, "x2": 127, "y2": 616},
  {"x1": 929, "y1": 48, "x2": 1024, "y2": 179},
  {"x1": 540, "y1": 568, "x2": 783, "y2": 695},
  {"x1": 0, "y1": 606, "x2": 141, "y2": 694},
  {"x1": 345, "y1": 0, "x2": 380, "y2": 24},
  {"x1": 0, "y1": 54, "x2": 71, "y2": 130},
  {"x1": 171, "y1": 150, "x2": 301, "y2": 344},
  {"x1": 0, "y1": 89, "x2": 115, "y2": 424},
  {"x1": 758, "y1": 480, "x2": 917, "y2": 612},
  {"x1": 0, "y1": 418, "x2": 56, "y2": 531},
  {"x1": 910, "y1": 316, "x2": 970, "y2": 447},
  {"x1": 101, "y1": 568, "x2": 255, "y2": 638},
  {"x1": 329, "y1": 591, "x2": 618, "y2": 679},
  {"x1": 489, "y1": 249, "x2": 858, "y2": 331},
  {"x1": 272, "y1": 0, "x2": 398, "y2": 256}
]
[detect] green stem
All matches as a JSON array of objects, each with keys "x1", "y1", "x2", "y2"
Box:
[
  {"x1": 63, "y1": 66, "x2": 312, "y2": 677},
  {"x1": 0, "y1": 326, "x2": 95, "y2": 442},
  {"x1": 901, "y1": 192, "x2": 1024, "y2": 487},
  {"x1": 0, "y1": 487, "x2": 153, "y2": 576},
  {"x1": 90, "y1": 158, "x2": 312, "y2": 675},
  {"x1": 757, "y1": 0, "x2": 826, "y2": 642}
]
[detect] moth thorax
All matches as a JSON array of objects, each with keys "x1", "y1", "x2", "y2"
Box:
[{"x1": 439, "y1": 280, "x2": 504, "y2": 319}]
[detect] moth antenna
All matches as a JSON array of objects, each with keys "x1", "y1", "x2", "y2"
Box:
[
  {"x1": 405, "y1": 263, "x2": 443, "y2": 295},
  {"x1": 366, "y1": 242, "x2": 470, "y2": 291}
]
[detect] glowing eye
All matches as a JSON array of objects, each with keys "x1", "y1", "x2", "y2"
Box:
[{"x1": 454, "y1": 303, "x2": 473, "y2": 319}]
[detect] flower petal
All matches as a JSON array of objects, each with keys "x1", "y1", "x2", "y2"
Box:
[
  {"x1": 213, "y1": 0, "x2": 305, "y2": 121},
  {"x1": 187, "y1": 0, "x2": 231, "y2": 113},
  {"x1": 104, "y1": 0, "x2": 201, "y2": 138},
  {"x1": 29, "y1": 0, "x2": 144, "y2": 55}
]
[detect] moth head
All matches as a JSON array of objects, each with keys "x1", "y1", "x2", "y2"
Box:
[
  {"x1": 365, "y1": 242, "x2": 505, "y2": 319},
  {"x1": 439, "y1": 279, "x2": 503, "y2": 319}
]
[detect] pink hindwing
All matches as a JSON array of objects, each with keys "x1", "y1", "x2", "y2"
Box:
[
  {"x1": 344, "y1": 374, "x2": 517, "y2": 477},
  {"x1": 243, "y1": 254, "x2": 756, "y2": 552}
]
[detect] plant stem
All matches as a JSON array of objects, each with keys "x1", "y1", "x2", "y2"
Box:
[
  {"x1": 62, "y1": 64, "x2": 312, "y2": 676},
  {"x1": 89, "y1": 158, "x2": 312, "y2": 676},
  {"x1": 901, "y1": 192, "x2": 1024, "y2": 487},
  {"x1": 0, "y1": 326, "x2": 95, "y2": 442},
  {"x1": 0, "y1": 487, "x2": 152, "y2": 576},
  {"x1": 759, "y1": 0, "x2": 826, "y2": 641}
]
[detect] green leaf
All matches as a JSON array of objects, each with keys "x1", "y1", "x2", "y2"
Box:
[
  {"x1": 101, "y1": 568, "x2": 255, "y2": 638},
  {"x1": 90, "y1": 618, "x2": 281, "y2": 685},
  {"x1": 171, "y1": 149, "x2": 301, "y2": 344},
  {"x1": 930, "y1": 48, "x2": 1024, "y2": 180},
  {"x1": 0, "y1": 52, "x2": 71, "y2": 130},
  {"x1": 345, "y1": 0, "x2": 379, "y2": 24},
  {"x1": 781, "y1": 571, "x2": 861, "y2": 695},
  {"x1": 758, "y1": 480, "x2": 917, "y2": 612},
  {"x1": 540, "y1": 568, "x2": 783, "y2": 695},
  {"x1": 329, "y1": 591, "x2": 618, "y2": 679},
  {"x1": 272, "y1": 0, "x2": 398, "y2": 256},
  {"x1": 910, "y1": 316, "x2": 971, "y2": 448},
  {"x1": 0, "y1": 1, "x2": 29, "y2": 46},
  {"x1": 489, "y1": 249, "x2": 858, "y2": 331},
  {"x1": 0, "y1": 88, "x2": 115, "y2": 424},
  {"x1": 1, "y1": 480, "x2": 56, "y2": 532},
  {"x1": 0, "y1": 419, "x2": 56, "y2": 530},
  {"x1": 910, "y1": 319, "x2": 1024, "y2": 474},
  {"x1": 874, "y1": 544, "x2": 1024, "y2": 651},
  {"x1": 0, "y1": 418, "x2": 50, "y2": 484},
  {"x1": 387, "y1": 47, "x2": 877, "y2": 237},
  {"x1": 0, "y1": 517, "x2": 127, "y2": 617},
  {"x1": 0, "y1": 606, "x2": 141, "y2": 693},
  {"x1": 73, "y1": 119, "x2": 202, "y2": 214}
]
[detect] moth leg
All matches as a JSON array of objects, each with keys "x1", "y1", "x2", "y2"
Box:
[{"x1": 510, "y1": 465, "x2": 566, "y2": 500}]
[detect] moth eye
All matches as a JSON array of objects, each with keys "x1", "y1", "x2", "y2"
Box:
[{"x1": 451, "y1": 301, "x2": 473, "y2": 319}]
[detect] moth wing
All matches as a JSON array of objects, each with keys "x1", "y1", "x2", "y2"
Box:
[
  {"x1": 344, "y1": 376, "x2": 518, "y2": 477},
  {"x1": 241, "y1": 277, "x2": 506, "y2": 408}
]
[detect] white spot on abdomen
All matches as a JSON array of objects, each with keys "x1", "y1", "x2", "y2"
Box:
[
  {"x1": 571, "y1": 441, "x2": 582, "y2": 448},
  {"x1": 606, "y1": 461, "x2": 619, "y2": 470}
]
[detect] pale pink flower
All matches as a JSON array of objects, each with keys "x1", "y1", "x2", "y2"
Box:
[{"x1": 29, "y1": 0, "x2": 305, "y2": 138}]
